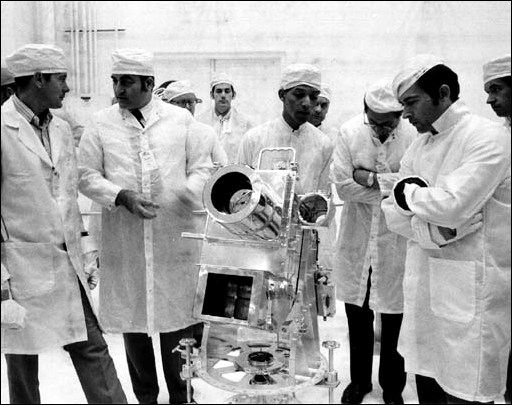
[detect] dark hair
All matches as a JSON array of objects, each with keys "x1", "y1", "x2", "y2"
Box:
[
  {"x1": 499, "y1": 76, "x2": 511, "y2": 87},
  {"x1": 14, "y1": 73, "x2": 53, "y2": 90},
  {"x1": 416, "y1": 65, "x2": 460, "y2": 104},
  {"x1": 156, "y1": 80, "x2": 175, "y2": 91}
]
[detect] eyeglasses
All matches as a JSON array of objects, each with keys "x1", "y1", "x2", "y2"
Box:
[
  {"x1": 170, "y1": 98, "x2": 202, "y2": 108},
  {"x1": 363, "y1": 113, "x2": 399, "y2": 132}
]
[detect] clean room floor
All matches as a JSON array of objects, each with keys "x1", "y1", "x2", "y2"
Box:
[{"x1": 2, "y1": 294, "x2": 422, "y2": 404}]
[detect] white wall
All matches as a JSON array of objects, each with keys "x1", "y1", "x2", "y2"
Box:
[{"x1": 2, "y1": 1, "x2": 511, "y2": 128}]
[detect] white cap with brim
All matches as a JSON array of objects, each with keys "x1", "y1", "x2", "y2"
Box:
[
  {"x1": 392, "y1": 54, "x2": 445, "y2": 99},
  {"x1": 279, "y1": 64, "x2": 321, "y2": 92},
  {"x1": 111, "y1": 48, "x2": 154, "y2": 76},
  {"x1": 319, "y1": 83, "x2": 332, "y2": 101},
  {"x1": 1, "y1": 66, "x2": 15, "y2": 86},
  {"x1": 365, "y1": 79, "x2": 403, "y2": 113},
  {"x1": 6, "y1": 44, "x2": 67, "y2": 77},
  {"x1": 483, "y1": 54, "x2": 511, "y2": 84},
  {"x1": 163, "y1": 80, "x2": 196, "y2": 101}
]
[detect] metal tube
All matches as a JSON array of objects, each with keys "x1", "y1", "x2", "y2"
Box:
[
  {"x1": 326, "y1": 345, "x2": 335, "y2": 404},
  {"x1": 92, "y1": 2, "x2": 98, "y2": 94},
  {"x1": 185, "y1": 345, "x2": 192, "y2": 404},
  {"x1": 86, "y1": 1, "x2": 93, "y2": 96},
  {"x1": 73, "y1": 1, "x2": 80, "y2": 95},
  {"x1": 68, "y1": 2, "x2": 76, "y2": 92}
]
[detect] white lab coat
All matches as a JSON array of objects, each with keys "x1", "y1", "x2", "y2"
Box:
[
  {"x1": 331, "y1": 115, "x2": 416, "y2": 312},
  {"x1": 1, "y1": 98, "x2": 91, "y2": 354},
  {"x1": 381, "y1": 101, "x2": 511, "y2": 401},
  {"x1": 197, "y1": 106, "x2": 256, "y2": 163},
  {"x1": 237, "y1": 116, "x2": 333, "y2": 195},
  {"x1": 191, "y1": 120, "x2": 228, "y2": 166},
  {"x1": 316, "y1": 124, "x2": 340, "y2": 270},
  {"x1": 318, "y1": 123, "x2": 339, "y2": 143},
  {"x1": 78, "y1": 98, "x2": 212, "y2": 335}
]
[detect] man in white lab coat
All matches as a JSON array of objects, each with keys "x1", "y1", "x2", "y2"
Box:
[
  {"x1": 1, "y1": 44, "x2": 126, "y2": 404},
  {"x1": 308, "y1": 83, "x2": 339, "y2": 142},
  {"x1": 382, "y1": 54, "x2": 511, "y2": 403},
  {"x1": 78, "y1": 49, "x2": 212, "y2": 404},
  {"x1": 482, "y1": 53, "x2": 511, "y2": 405},
  {"x1": 483, "y1": 54, "x2": 511, "y2": 131},
  {"x1": 197, "y1": 72, "x2": 257, "y2": 163},
  {"x1": 308, "y1": 82, "x2": 340, "y2": 274},
  {"x1": 331, "y1": 79, "x2": 416, "y2": 404},
  {"x1": 162, "y1": 79, "x2": 228, "y2": 166},
  {"x1": 237, "y1": 64, "x2": 333, "y2": 195}
]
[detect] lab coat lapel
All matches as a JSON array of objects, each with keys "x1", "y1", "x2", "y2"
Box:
[
  {"x1": 144, "y1": 101, "x2": 163, "y2": 129},
  {"x1": 4, "y1": 103, "x2": 53, "y2": 167},
  {"x1": 48, "y1": 119, "x2": 65, "y2": 165}
]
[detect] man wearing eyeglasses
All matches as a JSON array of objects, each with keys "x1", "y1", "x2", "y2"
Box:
[
  {"x1": 330, "y1": 79, "x2": 416, "y2": 404},
  {"x1": 161, "y1": 80, "x2": 228, "y2": 166}
]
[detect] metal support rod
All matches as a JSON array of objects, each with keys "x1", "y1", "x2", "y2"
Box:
[
  {"x1": 328, "y1": 348, "x2": 335, "y2": 405},
  {"x1": 172, "y1": 338, "x2": 197, "y2": 404},
  {"x1": 322, "y1": 340, "x2": 340, "y2": 404}
]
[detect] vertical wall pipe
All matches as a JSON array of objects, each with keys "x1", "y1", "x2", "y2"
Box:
[{"x1": 73, "y1": 1, "x2": 81, "y2": 95}]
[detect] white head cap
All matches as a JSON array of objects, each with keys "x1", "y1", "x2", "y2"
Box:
[
  {"x1": 392, "y1": 54, "x2": 445, "y2": 99},
  {"x1": 210, "y1": 72, "x2": 234, "y2": 90},
  {"x1": 111, "y1": 49, "x2": 154, "y2": 76},
  {"x1": 163, "y1": 80, "x2": 196, "y2": 101},
  {"x1": 279, "y1": 64, "x2": 321, "y2": 92},
  {"x1": 6, "y1": 44, "x2": 67, "y2": 77},
  {"x1": 365, "y1": 79, "x2": 403, "y2": 113},
  {"x1": 483, "y1": 54, "x2": 511, "y2": 84},
  {"x1": 319, "y1": 83, "x2": 332, "y2": 101},
  {"x1": 1, "y1": 66, "x2": 15, "y2": 86}
]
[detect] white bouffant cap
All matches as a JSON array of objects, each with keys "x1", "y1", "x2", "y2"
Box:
[
  {"x1": 279, "y1": 63, "x2": 321, "y2": 91},
  {"x1": 392, "y1": 54, "x2": 445, "y2": 98},
  {"x1": 111, "y1": 48, "x2": 154, "y2": 76},
  {"x1": 6, "y1": 44, "x2": 67, "y2": 77},
  {"x1": 210, "y1": 72, "x2": 234, "y2": 90},
  {"x1": 365, "y1": 79, "x2": 403, "y2": 113},
  {"x1": 1, "y1": 66, "x2": 15, "y2": 86},
  {"x1": 163, "y1": 80, "x2": 196, "y2": 101},
  {"x1": 483, "y1": 54, "x2": 511, "y2": 84},
  {"x1": 319, "y1": 83, "x2": 332, "y2": 101}
]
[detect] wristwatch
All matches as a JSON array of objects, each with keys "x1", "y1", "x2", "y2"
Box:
[{"x1": 367, "y1": 171, "x2": 375, "y2": 187}]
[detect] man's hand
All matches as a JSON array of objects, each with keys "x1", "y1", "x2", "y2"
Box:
[
  {"x1": 115, "y1": 189, "x2": 160, "y2": 219},
  {"x1": 433, "y1": 213, "x2": 483, "y2": 246},
  {"x1": 83, "y1": 251, "x2": 99, "y2": 290},
  {"x1": 391, "y1": 176, "x2": 429, "y2": 215},
  {"x1": 353, "y1": 168, "x2": 377, "y2": 188},
  {"x1": 1, "y1": 299, "x2": 27, "y2": 330}
]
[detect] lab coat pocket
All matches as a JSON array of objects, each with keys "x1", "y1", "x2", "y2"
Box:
[
  {"x1": 428, "y1": 257, "x2": 476, "y2": 323},
  {"x1": 1, "y1": 242, "x2": 59, "y2": 300}
]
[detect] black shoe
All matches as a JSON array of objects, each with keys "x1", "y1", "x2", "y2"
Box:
[
  {"x1": 341, "y1": 382, "x2": 372, "y2": 404},
  {"x1": 383, "y1": 393, "x2": 404, "y2": 404}
]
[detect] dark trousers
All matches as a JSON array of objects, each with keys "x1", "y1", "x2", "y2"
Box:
[
  {"x1": 5, "y1": 281, "x2": 127, "y2": 404},
  {"x1": 344, "y1": 269, "x2": 406, "y2": 397},
  {"x1": 416, "y1": 375, "x2": 494, "y2": 404},
  {"x1": 123, "y1": 323, "x2": 197, "y2": 404}
]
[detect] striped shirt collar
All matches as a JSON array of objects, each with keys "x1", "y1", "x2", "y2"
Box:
[{"x1": 12, "y1": 94, "x2": 53, "y2": 128}]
